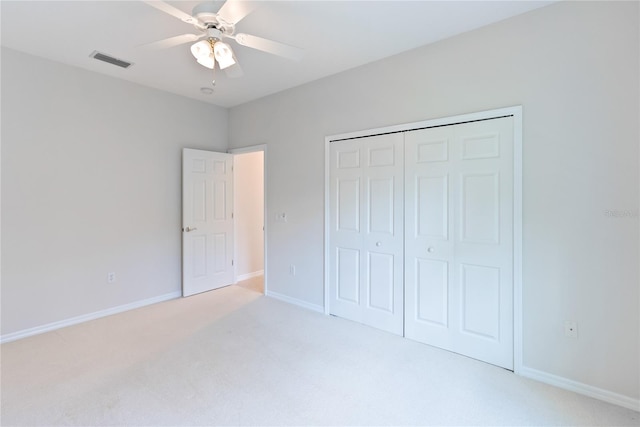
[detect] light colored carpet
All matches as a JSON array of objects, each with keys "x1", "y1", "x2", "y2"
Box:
[
  {"x1": 235, "y1": 275, "x2": 264, "y2": 294},
  {"x1": 1, "y1": 284, "x2": 638, "y2": 426}
]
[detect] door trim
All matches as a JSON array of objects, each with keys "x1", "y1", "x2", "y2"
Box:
[
  {"x1": 324, "y1": 106, "x2": 523, "y2": 373},
  {"x1": 229, "y1": 144, "x2": 268, "y2": 294}
]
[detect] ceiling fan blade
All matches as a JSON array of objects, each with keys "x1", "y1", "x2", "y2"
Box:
[
  {"x1": 140, "y1": 33, "x2": 203, "y2": 50},
  {"x1": 224, "y1": 62, "x2": 244, "y2": 78},
  {"x1": 233, "y1": 33, "x2": 304, "y2": 61},
  {"x1": 142, "y1": 1, "x2": 200, "y2": 25},
  {"x1": 216, "y1": 0, "x2": 257, "y2": 25}
]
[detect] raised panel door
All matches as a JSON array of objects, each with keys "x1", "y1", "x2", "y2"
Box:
[
  {"x1": 329, "y1": 134, "x2": 404, "y2": 335},
  {"x1": 405, "y1": 117, "x2": 514, "y2": 369},
  {"x1": 182, "y1": 148, "x2": 234, "y2": 297}
]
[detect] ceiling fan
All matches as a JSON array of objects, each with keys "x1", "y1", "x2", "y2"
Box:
[{"x1": 142, "y1": 0, "x2": 304, "y2": 81}]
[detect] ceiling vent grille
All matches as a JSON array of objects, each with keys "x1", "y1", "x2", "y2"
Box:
[{"x1": 90, "y1": 51, "x2": 133, "y2": 69}]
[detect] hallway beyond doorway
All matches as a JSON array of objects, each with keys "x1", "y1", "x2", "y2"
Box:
[{"x1": 235, "y1": 275, "x2": 264, "y2": 294}]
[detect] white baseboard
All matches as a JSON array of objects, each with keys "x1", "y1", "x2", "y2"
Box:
[
  {"x1": 0, "y1": 291, "x2": 181, "y2": 344},
  {"x1": 266, "y1": 290, "x2": 324, "y2": 314},
  {"x1": 237, "y1": 270, "x2": 264, "y2": 282},
  {"x1": 520, "y1": 366, "x2": 640, "y2": 412}
]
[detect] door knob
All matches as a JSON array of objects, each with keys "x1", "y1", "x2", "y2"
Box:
[
  {"x1": 376, "y1": 241, "x2": 382, "y2": 247},
  {"x1": 427, "y1": 247, "x2": 434, "y2": 253},
  {"x1": 183, "y1": 226, "x2": 197, "y2": 232}
]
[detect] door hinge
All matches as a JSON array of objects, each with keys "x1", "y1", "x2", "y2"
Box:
[
  {"x1": 231, "y1": 260, "x2": 234, "y2": 266},
  {"x1": 231, "y1": 212, "x2": 234, "y2": 219}
]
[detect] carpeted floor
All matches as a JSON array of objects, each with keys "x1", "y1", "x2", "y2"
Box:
[
  {"x1": 235, "y1": 275, "x2": 264, "y2": 294},
  {"x1": 1, "y1": 282, "x2": 638, "y2": 426}
]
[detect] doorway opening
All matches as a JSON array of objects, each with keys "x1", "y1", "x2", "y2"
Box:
[{"x1": 231, "y1": 146, "x2": 266, "y2": 295}]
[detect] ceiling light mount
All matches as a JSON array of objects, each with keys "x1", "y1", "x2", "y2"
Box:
[{"x1": 206, "y1": 27, "x2": 224, "y2": 40}]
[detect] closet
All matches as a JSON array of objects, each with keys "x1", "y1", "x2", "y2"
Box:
[{"x1": 328, "y1": 114, "x2": 515, "y2": 370}]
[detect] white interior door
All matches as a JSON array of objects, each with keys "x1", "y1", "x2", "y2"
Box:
[
  {"x1": 329, "y1": 133, "x2": 404, "y2": 335},
  {"x1": 182, "y1": 148, "x2": 234, "y2": 297},
  {"x1": 404, "y1": 117, "x2": 514, "y2": 369}
]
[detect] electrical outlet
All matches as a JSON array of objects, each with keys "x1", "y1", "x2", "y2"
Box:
[
  {"x1": 107, "y1": 272, "x2": 116, "y2": 284},
  {"x1": 289, "y1": 264, "x2": 296, "y2": 276},
  {"x1": 564, "y1": 320, "x2": 578, "y2": 338}
]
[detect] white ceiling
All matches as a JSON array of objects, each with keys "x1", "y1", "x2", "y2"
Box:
[{"x1": 1, "y1": 1, "x2": 552, "y2": 108}]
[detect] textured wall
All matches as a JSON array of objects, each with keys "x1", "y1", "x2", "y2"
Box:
[
  {"x1": 229, "y1": 2, "x2": 639, "y2": 402},
  {"x1": 1, "y1": 48, "x2": 228, "y2": 334}
]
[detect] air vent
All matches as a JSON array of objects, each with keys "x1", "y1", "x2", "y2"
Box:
[{"x1": 90, "y1": 51, "x2": 133, "y2": 69}]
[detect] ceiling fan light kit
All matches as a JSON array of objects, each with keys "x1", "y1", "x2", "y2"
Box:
[
  {"x1": 143, "y1": 0, "x2": 304, "y2": 86},
  {"x1": 196, "y1": 53, "x2": 215, "y2": 69},
  {"x1": 190, "y1": 40, "x2": 211, "y2": 60},
  {"x1": 213, "y1": 42, "x2": 235, "y2": 69}
]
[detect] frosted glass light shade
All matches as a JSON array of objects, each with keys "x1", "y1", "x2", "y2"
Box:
[
  {"x1": 196, "y1": 53, "x2": 216, "y2": 69},
  {"x1": 213, "y1": 42, "x2": 236, "y2": 69},
  {"x1": 190, "y1": 40, "x2": 211, "y2": 60}
]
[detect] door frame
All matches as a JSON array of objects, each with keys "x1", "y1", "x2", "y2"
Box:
[
  {"x1": 229, "y1": 144, "x2": 268, "y2": 294},
  {"x1": 324, "y1": 106, "x2": 523, "y2": 373}
]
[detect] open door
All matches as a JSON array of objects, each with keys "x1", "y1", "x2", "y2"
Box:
[{"x1": 182, "y1": 148, "x2": 234, "y2": 297}]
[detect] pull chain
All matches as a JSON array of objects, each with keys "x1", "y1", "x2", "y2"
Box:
[{"x1": 210, "y1": 39, "x2": 217, "y2": 87}]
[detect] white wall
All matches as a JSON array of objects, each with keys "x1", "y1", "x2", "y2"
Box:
[
  {"x1": 1, "y1": 48, "x2": 228, "y2": 335},
  {"x1": 234, "y1": 151, "x2": 264, "y2": 279},
  {"x1": 229, "y1": 1, "x2": 639, "y2": 405}
]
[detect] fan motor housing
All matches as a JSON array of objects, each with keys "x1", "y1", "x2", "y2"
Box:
[
  {"x1": 192, "y1": 2, "x2": 224, "y2": 16},
  {"x1": 196, "y1": 12, "x2": 218, "y2": 25},
  {"x1": 206, "y1": 27, "x2": 224, "y2": 39},
  {"x1": 192, "y1": 2, "x2": 234, "y2": 36}
]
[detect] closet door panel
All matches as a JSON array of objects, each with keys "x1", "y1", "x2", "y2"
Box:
[
  {"x1": 405, "y1": 126, "x2": 455, "y2": 347},
  {"x1": 336, "y1": 247, "x2": 360, "y2": 304},
  {"x1": 361, "y1": 134, "x2": 404, "y2": 334},
  {"x1": 406, "y1": 117, "x2": 514, "y2": 370},
  {"x1": 329, "y1": 134, "x2": 404, "y2": 335},
  {"x1": 453, "y1": 117, "x2": 513, "y2": 369},
  {"x1": 329, "y1": 141, "x2": 364, "y2": 321},
  {"x1": 417, "y1": 175, "x2": 448, "y2": 239},
  {"x1": 415, "y1": 258, "x2": 449, "y2": 326}
]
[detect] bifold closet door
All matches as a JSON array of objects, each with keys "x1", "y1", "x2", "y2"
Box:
[
  {"x1": 404, "y1": 117, "x2": 514, "y2": 369},
  {"x1": 329, "y1": 133, "x2": 404, "y2": 335}
]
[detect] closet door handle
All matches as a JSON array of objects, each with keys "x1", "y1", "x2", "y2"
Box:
[
  {"x1": 376, "y1": 241, "x2": 382, "y2": 247},
  {"x1": 427, "y1": 247, "x2": 435, "y2": 253},
  {"x1": 183, "y1": 226, "x2": 197, "y2": 232}
]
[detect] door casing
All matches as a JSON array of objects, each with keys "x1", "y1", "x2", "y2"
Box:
[{"x1": 229, "y1": 144, "x2": 268, "y2": 293}]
